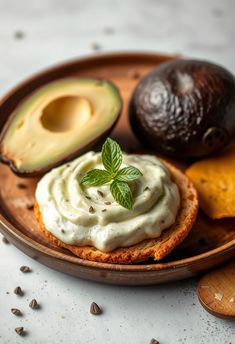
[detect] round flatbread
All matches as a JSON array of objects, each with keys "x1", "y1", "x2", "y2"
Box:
[{"x1": 34, "y1": 161, "x2": 198, "y2": 264}]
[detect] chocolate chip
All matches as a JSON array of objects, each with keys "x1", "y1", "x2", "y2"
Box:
[
  {"x1": 2, "y1": 236, "x2": 9, "y2": 244},
  {"x1": 91, "y1": 42, "x2": 101, "y2": 51},
  {"x1": 14, "y1": 31, "x2": 25, "y2": 40},
  {"x1": 14, "y1": 286, "x2": 23, "y2": 296},
  {"x1": 128, "y1": 69, "x2": 140, "y2": 80},
  {"x1": 16, "y1": 182, "x2": 27, "y2": 189},
  {"x1": 20, "y1": 266, "x2": 31, "y2": 273},
  {"x1": 29, "y1": 299, "x2": 39, "y2": 309},
  {"x1": 102, "y1": 209, "x2": 107, "y2": 212},
  {"x1": 89, "y1": 206, "x2": 95, "y2": 214},
  {"x1": 11, "y1": 308, "x2": 22, "y2": 316},
  {"x1": 150, "y1": 339, "x2": 159, "y2": 344},
  {"x1": 144, "y1": 186, "x2": 150, "y2": 191},
  {"x1": 26, "y1": 203, "x2": 34, "y2": 210},
  {"x1": 15, "y1": 327, "x2": 25, "y2": 336},
  {"x1": 104, "y1": 201, "x2": 111, "y2": 205},
  {"x1": 61, "y1": 229, "x2": 65, "y2": 234},
  {"x1": 90, "y1": 302, "x2": 102, "y2": 315},
  {"x1": 85, "y1": 196, "x2": 92, "y2": 200}
]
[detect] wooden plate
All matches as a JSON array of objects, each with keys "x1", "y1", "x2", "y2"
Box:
[{"x1": 0, "y1": 52, "x2": 235, "y2": 285}]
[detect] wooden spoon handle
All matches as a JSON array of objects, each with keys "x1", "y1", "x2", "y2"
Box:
[{"x1": 197, "y1": 260, "x2": 235, "y2": 319}]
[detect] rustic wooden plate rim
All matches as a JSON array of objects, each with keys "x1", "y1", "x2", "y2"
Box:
[{"x1": 0, "y1": 51, "x2": 180, "y2": 105}]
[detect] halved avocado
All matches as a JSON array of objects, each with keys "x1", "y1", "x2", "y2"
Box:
[{"x1": 0, "y1": 78, "x2": 122, "y2": 176}]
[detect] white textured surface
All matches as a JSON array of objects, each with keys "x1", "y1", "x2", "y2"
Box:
[{"x1": 0, "y1": 0, "x2": 235, "y2": 343}]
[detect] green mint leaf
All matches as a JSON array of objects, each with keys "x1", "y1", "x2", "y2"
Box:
[
  {"x1": 110, "y1": 180, "x2": 133, "y2": 210},
  {"x1": 115, "y1": 166, "x2": 143, "y2": 182},
  {"x1": 102, "y1": 138, "x2": 122, "y2": 175},
  {"x1": 80, "y1": 169, "x2": 111, "y2": 187},
  {"x1": 79, "y1": 137, "x2": 143, "y2": 210}
]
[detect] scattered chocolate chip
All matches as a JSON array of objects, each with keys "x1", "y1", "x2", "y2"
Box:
[
  {"x1": 144, "y1": 186, "x2": 150, "y2": 191},
  {"x1": 97, "y1": 190, "x2": 104, "y2": 197},
  {"x1": 16, "y1": 182, "x2": 27, "y2": 189},
  {"x1": 61, "y1": 229, "x2": 65, "y2": 234},
  {"x1": 89, "y1": 206, "x2": 95, "y2": 214},
  {"x1": 150, "y1": 339, "x2": 159, "y2": 344},
  {"x1": 104, "y1": 201, "x2": 111, "y2": 205},
  {"x1": 2, "y1": 236, "x2": 9, "y2": 244},
  {"x1": 15, "y1": 327, "x2": 25, "y2": 336},
  {"x1": 14, "y1": 31, "x2": 25, "y2": 40},
  {"x1": 102, "y1": 209, "x2": 107, "y2": 212},
  {"x1": 128, "y1": 69, "x2": 140, "y2": 80},
  {"x1": 90, "y1": 302, "x2": 102, "y2": 315},
  {"x1": 86, "y1": 196, "x2": 92, "y2": 200},
  {"x1": 91, "y1": 42, "x2": 102, "y2": 51},
  {"x1": 6, "y1": 291, "x2": 10, "y2": 294},
  {"x1": 11, "y1": 308, "x2": 22, "y2": 316},
  {"x1": 29, "y1": 299, "x2": 39, "y2": 309},
  {"x1": 20, "y1": 266, "x2": 31, "y2": 273},
  {"x1": 14, "y1": 286, "x2": 23, "y2": 296},
  {"x1": 26, "y1": 203, "x2": 34, "y2": 210}
]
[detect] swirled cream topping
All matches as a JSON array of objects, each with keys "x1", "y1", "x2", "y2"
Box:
[{"x1": 35, "y1": 152, "x2": 180, "y2": 252}]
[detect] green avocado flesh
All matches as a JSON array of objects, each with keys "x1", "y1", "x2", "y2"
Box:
[{"x1": 0, "y1": 78, "x2": 122, "y2": 175}]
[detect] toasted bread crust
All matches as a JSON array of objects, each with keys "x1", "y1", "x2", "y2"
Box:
[{"x1": 34, "y1": 161, "x2": 198, "y2": 264}]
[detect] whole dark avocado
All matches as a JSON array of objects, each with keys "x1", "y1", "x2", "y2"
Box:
[{"x1": 129, "y1": 59, "x2": 235, "y2": 159}]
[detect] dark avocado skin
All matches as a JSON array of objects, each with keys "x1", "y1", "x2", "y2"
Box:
[{"x1": 129, "y1": 59, "x2": 235, "y2": 159}]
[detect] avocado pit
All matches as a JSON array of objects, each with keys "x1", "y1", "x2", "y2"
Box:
[{"x1": 40, "y1": 96, "x2": 93, "y2": 133}]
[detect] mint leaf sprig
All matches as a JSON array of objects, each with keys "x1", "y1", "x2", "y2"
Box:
[{"x1": 80, "y1": 138, "x2": 142, "y2": 209}]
